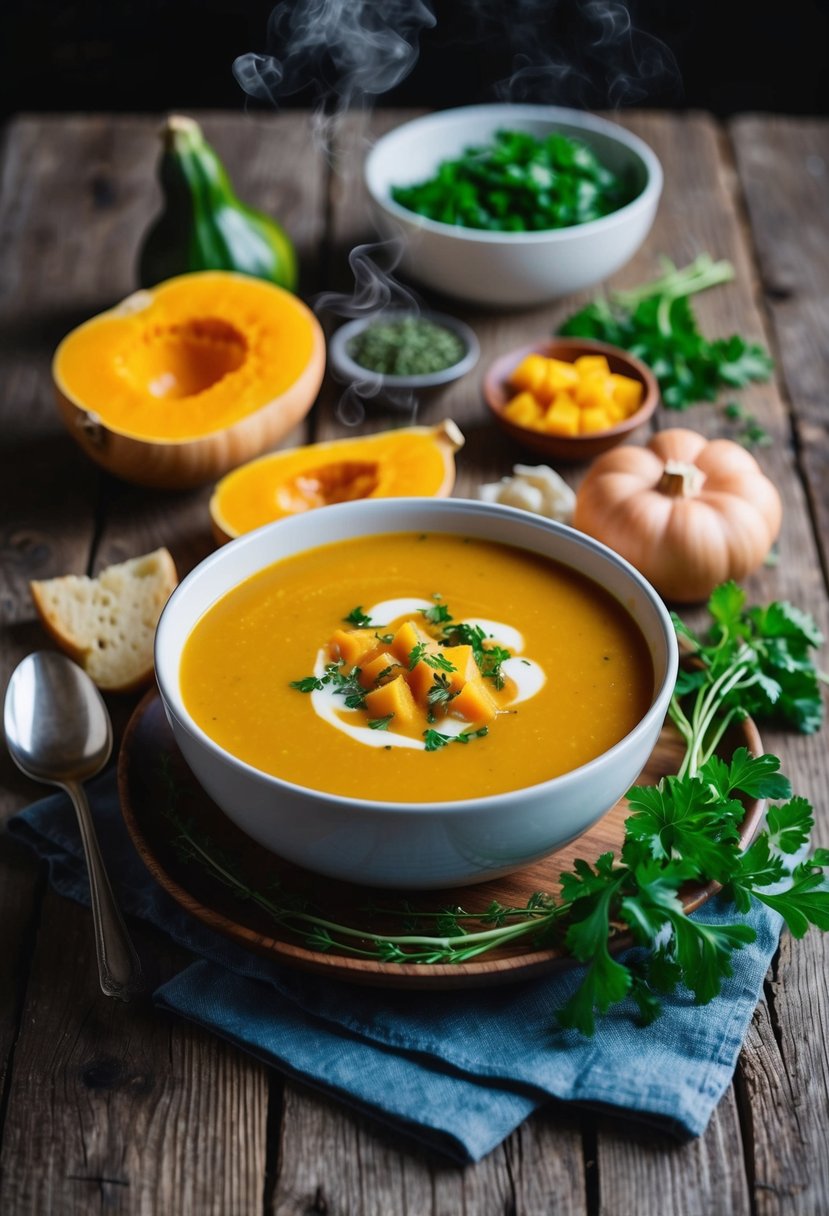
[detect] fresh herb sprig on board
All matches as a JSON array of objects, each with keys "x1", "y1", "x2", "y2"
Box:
[
  {"x1": 559, "y1": 255, "x2": 774, "y2": 410},
  {"x1": 207, "y1": 584, "x2": 829, "y2": 1034}
]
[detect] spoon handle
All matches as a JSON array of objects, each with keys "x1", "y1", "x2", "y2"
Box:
[{"x1": 64, "y1": 780, "x2": 144, "y2": 1001}]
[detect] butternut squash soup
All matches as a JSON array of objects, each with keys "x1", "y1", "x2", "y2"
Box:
[{"x1": 179, "y1": 532, "x2": 653, "y2": 802}]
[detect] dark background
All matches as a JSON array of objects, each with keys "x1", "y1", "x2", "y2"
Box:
[{"x1": 2, "y1": 0, "x2": 828, "y2": 120}]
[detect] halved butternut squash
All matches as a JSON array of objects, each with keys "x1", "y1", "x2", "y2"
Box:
[
  {"x1": 52, "y1": 271, "x2": 325, "y2": 489},
  {"x1": 209, "y1": 420, "x2": 465, "y2": 544}
]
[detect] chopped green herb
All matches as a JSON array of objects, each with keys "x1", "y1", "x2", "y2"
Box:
[
  {"x1": 289, "y1": 675, "x2": 325, "y2": 693},
  {"x1": 421, "y1": 602, "x2": 454, "y2": 626},
  {"x1": 373, "y1": 664, "x2": 398, "y2": 686},
  {"x1": 346, "y1": 315, "x2": 466, "y2": 377},
  {"x1": 391, "y1": 128, "x2": 637, "y2": 232},
  {"x1": 426, "y1": 672, "x2": 459, "y2": 714},
  {"x1": 439, "y1": 619, "x2": 511, "y2": 688},
  {"x1": 368, "y1": 715, "x2": 394, "y2": 731},
  {"x1": 423, "y1": 726, "x2": 488, "y2": 751},
  {"x1": 425, "y1": 651, "x2": 457, "y2": 674},
  {"x1": 374, "y1": 632, "x2": 395, "y2": 645},
  {"x1": 408, "y1": 642, "x2": 428, "y2": 670},
  {"x1": 344, "y1": 606, "x2": 373, "y2": 627}
]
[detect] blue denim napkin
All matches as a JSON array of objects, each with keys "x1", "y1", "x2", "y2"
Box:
[{"x1": 8, "y1": 769, "x2": 781, "y2": 1164}]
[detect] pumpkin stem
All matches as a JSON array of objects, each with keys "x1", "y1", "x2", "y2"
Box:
[{"x1": 658, "y1": 459, "x2": 705, "y2": 498}]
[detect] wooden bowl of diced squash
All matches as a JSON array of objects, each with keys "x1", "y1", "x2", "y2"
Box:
[{"x1": 484, "y1": 337, "x2": 659, "y2": 461}]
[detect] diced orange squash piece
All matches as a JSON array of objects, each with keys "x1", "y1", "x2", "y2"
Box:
[
  {"x1": 608, "y1": 372, "x2": 643, "y2": 415},
  {"x1": 508, "y1": 353, "x2": 548, "y2": 395},
  {"x1": 358, "y1": 650, "x2": 400, "y2": 690},
  {"x1": 408, "y1": 657, "x2": 439, "y2": 704},
  {"x1": 503, "y1": 391, "x2": 544, "y2": 428},
  {"x1": 451, "y1": 678, "x2": 498, "y2": 725},
  {"x1": 603, "y1": 398, "x2": 628, "y2": 424},
  {"x1": 542, "y1": 397, "x2": 581, "y2": 437},
  {"x1": 390, "y1": 620, "x2": 430, "y2": 666},
  {"x1": 542, "y1": 358, "x2": 580, "y2": 397},
  {"x1": 329, "y1": 628, "x2": 377, "y2": 670},
  {"x1": 575, "y1": 374, "x2": 614, "y2": 410},
  {"x1": 437, "y1": 644, "x2": 478, "y2": 692},
  {"x1": 574, "y1": 354, "x2": 610, "y2": 377},
  {"x1": 580, "y1": 406, "x2": 613, "y2": 434},
  {"x1": 364, "y1": 675, "x2": 417, "y2": 726}
]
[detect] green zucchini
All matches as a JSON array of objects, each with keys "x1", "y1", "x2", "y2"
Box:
[{"x1": 138, "y1": 115, "x2": 298, "y2": 292}]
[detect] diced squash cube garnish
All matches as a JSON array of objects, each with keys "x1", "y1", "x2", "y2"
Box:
[
  {"x1": 503, "y1": 391, "x2": 544, "y2": 428},
  {"x1": 408, "y1": 657, "x2": 439, "y2": 704},
  {"x1": 508, "y1": 353, "x2": 548, "y2": 395},
  {"x1": 603, "y1": 398, "x2": 628, "y2": 424},
  {"x1": 542, "y1": 397, "x2": 581, "y2": 437},
  {"x1": 574, "y1": 354, "x2": 610, "y2": 377},
  {"x1": 451, "y1": 678, "x2": 498, "y2": 725},
  {"x1": 390, "y1": 620, "x2": 430, "y2": 666},
  {"x1": 580, "y1": 406, "x2": 613, "y2": 434},
  {"x1": 542, "y1": 358, "x2": 580, "y2": 395},
  {"x1": 364, "y1": 675, "x2": 417, "y2": 726},
  {"x1": 438, "y1": 644, "x2": 478, "y2": 692},
  {"x1": 608, "y1": 372, "x2": 643, "y2": 415},
  {"x1": 358, "y1": 650, "x2": 400, "y2": 690},
  {"x1": 574, "y1": 374, "x2": 614, "y2": 411},
  {"x1": 329, "y1": 628, "x2": 378, "y2": 670}
]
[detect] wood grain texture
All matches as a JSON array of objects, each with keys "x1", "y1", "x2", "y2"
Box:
[
  {"x1": 730, "y1": 117, "x2": 829, "y2": 579},
  {"x1": 271, "y1": 1082, "x2": 588, "y2": 1216},
  {"x1": 596, "y1": 1092, "x2": 751, "y2": 1216},
  {"x1": 0, "y1": 891, "x2": 267, "y2": 1215},
  {"x1": 724, "y1": 116, "x2": 829, "y2": 1216}
]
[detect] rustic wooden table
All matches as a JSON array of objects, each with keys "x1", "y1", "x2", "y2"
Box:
[{"x1": 1, "y1": 109, "x2": 827, "y2": 1214}]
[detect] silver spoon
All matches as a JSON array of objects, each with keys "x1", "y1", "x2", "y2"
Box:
[{"x1": 4, "y1": 651, "x2": 143, "y2": 1000}]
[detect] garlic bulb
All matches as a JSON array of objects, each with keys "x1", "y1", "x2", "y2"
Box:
[{"x1": 478, "y1": 464, "x2": 576, "y2": 524}]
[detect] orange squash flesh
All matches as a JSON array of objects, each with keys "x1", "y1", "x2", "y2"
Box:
[
  {"x1": 209, "y1": 421, "x2": 465, "y2": 543},
  {"x1": 52, "y1": 271, "x2": 325, "y2": 489}
]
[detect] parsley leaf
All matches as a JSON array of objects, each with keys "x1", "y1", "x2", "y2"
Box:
[
  {"x1": 344, "y1": 606, "x2": 373, "y2": 627},
  {"x1": 559, "y1": 255, "x2": 774, "y2": 411},
  {"x1": 368, "y1": 715, "x2": 394, "y2": 731}
]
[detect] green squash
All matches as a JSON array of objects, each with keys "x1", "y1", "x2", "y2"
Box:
[{"x1": 138, "y1": 115, "x2": 298, "y2": 292}]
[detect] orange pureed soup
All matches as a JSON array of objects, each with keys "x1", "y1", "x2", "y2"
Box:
[{"x1": 180, "y1": 532, "x2": 654, "y2": 802}]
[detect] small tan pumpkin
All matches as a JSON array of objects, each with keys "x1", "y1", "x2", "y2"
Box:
[{"x1": 573, "y1": 428, "x2": 782, "y2": 602}]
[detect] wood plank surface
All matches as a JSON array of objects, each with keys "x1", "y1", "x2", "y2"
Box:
[
  {"x1": 0, "y1": 112, "x2": 330, "y2": 1215},
  {"x1": 0, "y1": 108, "x2": 828, "y2": 1216},
  {"x1": 726, "y1": 116, "x2": 829, "y2": 1216}
]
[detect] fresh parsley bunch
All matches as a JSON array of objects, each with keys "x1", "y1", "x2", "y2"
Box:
[
  {"x1": 559, "y1": 255, "x2": 774, "y2": 409},
  {"x1": 557, "y1": 582, "x2": 827, "y2": 1034}
]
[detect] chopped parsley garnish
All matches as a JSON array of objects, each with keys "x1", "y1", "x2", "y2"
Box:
[
  {"x1": 344, "y1": 606, "x2": 373, "y2": 627},
  {"x1": 290, "y1": 662, "x2": 366, "y2": 709},
  {"x1": 426, "y1": 672, "x2": 458, "y2": 711},
  {"x1": 289, "y1": 676, "x2": 326, "y2": 693},
  {"x1": 421, "y1": 602, "x2": 453, "y2": 626},
  {"x1": 408, "y1": 642, "x2": 428, "y2": 670},
  {"x1": 368, "y1": 715, "x2": 394, "y2": 731},
  {"x1": 374, "y1": 632, "x2": 394, "y2": 645},
  {"x1": 439, "y1": 620, "x2": 511, "y2": 689},
  {"x1": 373, "y1": 664, "x2": 398, "y2": 686},
  {"x1": 423, "y1": 726, "x2": 488, "y2": 751}
]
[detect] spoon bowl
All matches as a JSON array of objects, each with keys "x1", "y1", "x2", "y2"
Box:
[
  {"x1": 4, "y1": 651, "x2": 143, "y2": 1000},
  {"x1": 5, "y1": 651, "x2": 112, "y2": 784}
]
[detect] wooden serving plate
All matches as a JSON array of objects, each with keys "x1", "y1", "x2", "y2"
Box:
[{"x1": 118, "y1": 692, "x2": 766, "y2": 989}]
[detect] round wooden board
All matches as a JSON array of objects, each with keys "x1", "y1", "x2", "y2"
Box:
[{"x1": 118, "y1": 691, "x2": 766, "y2": 989}]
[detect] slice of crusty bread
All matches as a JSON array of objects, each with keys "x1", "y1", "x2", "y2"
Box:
[{"x1": 30, "y1": 548, "x2": 178, "y2": 692}]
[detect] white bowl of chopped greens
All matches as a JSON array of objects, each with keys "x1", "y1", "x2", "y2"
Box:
[
  {"x1": 364, "y1": 105, "x2": 662, "y2": 307},
  {"x1": 329, "y1": 310, "x2": 480, "y2": 397}
]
